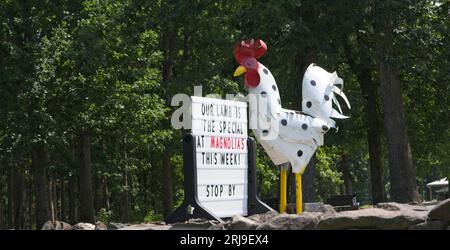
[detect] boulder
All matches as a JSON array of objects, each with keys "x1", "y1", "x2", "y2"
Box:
[
  {"x1": 409, "y1": 221, "x2": 446, "y2": 230},
  {"x1": 247, "y1": 211, "x2": 278, "y2": 224},
  {"x1": 171, "y1": 218, "x2": 218, "y2": 230},
  {"x1": 208, "y1": 223, "x2": 228, "y2": 230},
  {"x1": 375, "y1": 202, "x2": 429, "y2": 213},
  {"x1": 107, "y1": 223, "x2": 130, "y2": 230},
  {"x1": 256, "y1": 212, "x2": 322, "y2": 230},
  {"x1": 41, "y1": 221, "x2": 55, "y2": 230},
  {"x1": 71, "y1": 223, "x2": 95, "y2": 230},
  {"x1": 94, "y1": 221, "x2": 107, "y2": 230},
  {"x1": 304, "y1": 203, "x2": 336, "y2": 216},
  {"x1": 41, "y1": 221, "x2": 72, "y2": 230},
  {"x1": 318, "y1": 204, "x2": 427, "y2": 230},
  {"x1": 228, "y1": 215, "x2": 260, "y2": 230},
  {"x1": 55, "y1": 221, "x2": 72, "y2": 230},
  {"x1": 119, "y1": 223, "x2": 171, "y2": 230},
  {"x1": 428, "y1": 199, "x2": 450, "y2": 222}
]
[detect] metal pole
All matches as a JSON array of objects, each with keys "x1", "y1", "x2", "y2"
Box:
[
  {"x1": 280, "y1": 168, "x2": 287, "y2": 213},
  {"x1": 296, "y1": 173, "x2": 303, "y2": 214}
]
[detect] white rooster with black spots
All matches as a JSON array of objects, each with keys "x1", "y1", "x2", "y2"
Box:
[{"x1": 232, "y1": 39, "x2": 351, "y2": 214}]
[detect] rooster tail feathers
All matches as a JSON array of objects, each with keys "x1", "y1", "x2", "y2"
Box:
[
  {"x1": 330, "y1": 109, "x2": 349, "y2": 119},
  {"x1": 302, "y1": 64, "x2": 351, "y2": 128},
  {"x1": 332, "y1": 95, "x2": 343, "y2": 114},
  {"x1": 331, "y1": 85, "x2": 351, "y2": 110},
  {"x1": 331, "y1": 71, "x2": 344, "y2": 86},
  {"x1": 330, "y1": 85, "x2": 350, "y2": 121}
]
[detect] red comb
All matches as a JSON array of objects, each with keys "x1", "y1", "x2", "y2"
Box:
[{"x1": 233, "y1": 39, "x2": 267, "y2": 64}]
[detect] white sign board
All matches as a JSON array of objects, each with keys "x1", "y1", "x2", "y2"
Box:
[{"x1": 191, "y1": 96, "x2": 248, "y2": 217}]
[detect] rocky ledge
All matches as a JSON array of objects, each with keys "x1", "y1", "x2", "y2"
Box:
[{"x1": 42, "y1": 199, "x2": 450, "y2": 230}]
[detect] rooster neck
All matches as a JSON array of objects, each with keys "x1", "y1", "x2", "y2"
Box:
[{"x1": 247, "y1": 63, "x2": 282, "y2": 125}]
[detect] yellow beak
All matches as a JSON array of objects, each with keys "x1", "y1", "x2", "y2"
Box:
[{"x1": 233, "y1": 66, "x2": 247, "y2": 77}]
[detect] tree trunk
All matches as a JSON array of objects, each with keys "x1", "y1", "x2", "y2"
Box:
[
  {"x1": 32, "y1": 144, "x2": 50, "y2": 229},
  {"x1": 94, "y1": 176, "x2": 101, "y2": 216},
  {"x1": 162, "y1": 151, "x2": 173, "y2": 219},
  {"x1": 13, "y1": 165, "x2": 25, "y2": 229},
  {"x1": 48, "y1": 176, "x2": 55, "y2": 223},
  {"x1": 60, "y1": 179, "x2": 66, "y2": 222},
  {"x1": 121, "y1": 170, "x2": 130, "y2": 223},
  {"x1": 104, "y1": 176, "x2": 110, "y2": 211},
  {"x1": 339, "y1": 153, "x2": 353, "y2": 195},
  {"x1": 7, "y1": 165, "x2": 15, "y2": 229},
  {"x1": 28, "y1": 177, "x2": 33, "y2": 229},
  {"x1": 160, "y1": 23, "x2": 176, "y2": 220},
  {"x1": 0, "y1": 197, "x2": 4, "y2": 229},
  {"x1": 78, "y1": 131, "x2": 95, "y2": 223},
  {"x1": 68, "y1": 174, "x2": 77, "y2": 225},
  {"x1": 358, "y1": 68, "x2": 385, "y2": 204},
  {"x1": 377, "y1": 22, "x2": 418, "y2": 203},
  {"x1": 344, "y1": 34, "x2": 386, "y2": 204}
]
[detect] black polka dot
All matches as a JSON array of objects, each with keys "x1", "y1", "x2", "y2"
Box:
[
  {"x1": 302, "y1": 124, "x2": 308, "y2": 130},
  {"x1": 262, "y1": 130, "x2": 269, "y2": 135},
  {"x1": 263, "y1": 68, "x2": 268, "y2": 75},
  {"x1": 310, "y1": 80, "x2": 316, "y2": 86},
  {"x1": 281, "y1": 119, "x2": 287, "y2": 126},
  {"x1": 272, "y1": 85, "x2": 277, "y2": 91},
  {"x1": 322, "y1": 125, "x2": 329, "y2": 131},
  {"x1": 261, "y1": 91, "x2": 267, "y2": 96},
  {"x1": 306, "y1": 101, "x2": 312, "y2": 108},
  {"x1": 297, "y1": 150, "x2": 303, "y2": 157},
  {"x1": 324, "y1": 95, "x2": 330, "y2": 101}
]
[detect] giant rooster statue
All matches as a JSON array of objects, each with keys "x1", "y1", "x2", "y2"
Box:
[{"x1": 233, "y1": 39, "x2": 351, "y2": 214}]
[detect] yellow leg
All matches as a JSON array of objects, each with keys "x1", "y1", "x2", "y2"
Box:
[
  {"x1": 280, "y1": 168, "x2": 287, "y2": 213},
  {"x1": 296, "y1": 172, "x2": 303, "y2": 214}
]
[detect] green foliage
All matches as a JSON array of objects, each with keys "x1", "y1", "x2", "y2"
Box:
[
  {"x1": 96, "y1": 208, "x2": 114, "y2": 224},
  {"x1": 143, "y1": 210, "x2": 164, "y2": 223},
  {"x1": 315, "y1": 146, "x2": 344, "y2": 201}
]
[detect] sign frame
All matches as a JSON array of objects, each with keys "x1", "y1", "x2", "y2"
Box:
[{"x1": 166, "y1": 133, "x2": 272, "y2": 223}]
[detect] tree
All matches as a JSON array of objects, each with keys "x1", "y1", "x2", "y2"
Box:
[{"x1": 374, "y1": 1, "x2": 419, "y2": 202}]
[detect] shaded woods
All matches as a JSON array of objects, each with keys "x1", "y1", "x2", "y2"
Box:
[{"x1": 0, "y1": 1, "x2": 449, "y2": 229}]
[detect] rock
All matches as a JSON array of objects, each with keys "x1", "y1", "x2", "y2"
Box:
[
  {"x1": 256, "y1": 212, "x2": 322, "y2": 230},
  {"x1": 247, "y1": 211, "x2": 278, "y2": 224},
  {"x1": 119, "y1": 223, "x2": 171, "y2": 230},
  {"x1": 107, "y1": 222, "x2": 130, "y2": 230},
  {"x1": 428, "y1": 199, "x2": 450, "y2": 222},
  {"x1": 170, "y1": 218, "x2": 218, "y2": 230},
  {"x1": 318, "y1": 206, "x2": 427, "y2": 230},
  {"x1": 208, "y1": 222, "x2": 228, "y2": 230},
  {"x1": 376, "y1": 202, "x2": 429, "y2": 213},
  {"x1": 409, "y1": 221, "x2": 446, "y2": 230},
  {"x1": 94, "y1": 222, "x2": 107, "y2": 230},
  {"x1": 55, "y1": 221, "x2": 72, "y2": 230},
  {"x1": 41, "y1": 221, "x2": 72, "y2": 230},
  {"x1": 228, "y1": 215, "x2": 260, "y2": 230},
  {"x1": 71, "y1": 223, "x2": 95, "y2": 230},
  {"x1": 41, "y1": 221, "x2": 55, "y2": 230},
  {"x1": 305, "y1": 203, "x2": 336, "y2": 216}
]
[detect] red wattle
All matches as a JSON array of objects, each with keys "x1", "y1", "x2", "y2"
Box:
[{"x1": 245, "y1": 71, "x2": 260, "y2": 88}]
